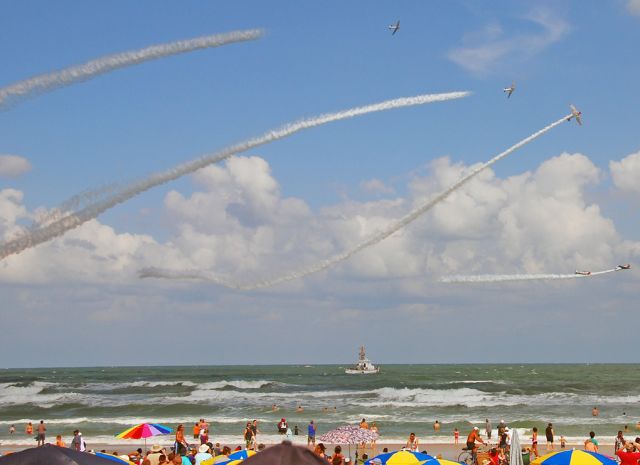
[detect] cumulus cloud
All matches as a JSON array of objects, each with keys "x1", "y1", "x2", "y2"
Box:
[
  {"x1": 0, "y1": 154, "x2": 31, "y2": 178},
  {"x1": 610, "y1": 151, "x2": 640, "y2": 193},
  {"x1": 448, "y1": 8, "x2": 570, "y2": 74},
  {"x1": 628, "y1": 0, "x2": 640, "y2": 15},
  {"x1": 0, "y1": 152, "x2": 637, "y2": 289}
]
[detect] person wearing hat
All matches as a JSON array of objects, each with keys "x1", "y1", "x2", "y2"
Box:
[
  {"x1": 467, "y1": 427, "x2": 485, "y2": 464},
  {"x1": 148, "y1": 445, "x2": 164, "y2": 465},
  {"x1": 194, "y1": 444, "x2": 212, "y2": 465}
]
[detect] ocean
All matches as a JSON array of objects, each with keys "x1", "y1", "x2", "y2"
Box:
[{"x1": 0, "y1": 364, "x2": 638, "y2": 448}]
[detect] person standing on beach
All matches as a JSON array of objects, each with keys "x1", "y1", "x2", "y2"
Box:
[
  {"x1": 175, "y1": 424, "x2": 188, "y2": 456},
  {"x1": 9, "y1": 425, "x2": 15, "y2": 435},
  {"x1": 192, "y1": 423, "x2": 200, "y2": 440},
  {"x1": 406, "y1": 432, "x2": 419, "y2": 452},
  {"x1": 308, "y1": 420, "x2": 317, "y2": 447},
  {"x1": 277, "y1": 418, "x2": 288, "y2": 434},
  {"x1": 36, "y1": 420, "x2": 46, "y2": 446},
  {"x1": 251, "y1": 420, "x2": 259, "y2": 447},
  {"x1": 531, "y1": 427, "x2": 539, "y2": 459},
  {"x1": 584, "y1": 431, "x2": 599, "y2": 452},
  {"x1": 370, "y1": 422, "x2": 379, "y2": 455},
  {"x1": 359, "y1": 419, "x2": 369, "y2": 454},
  {"x1": 243, "y1": 422, "x2": 255, "y2": 450},
  {"x1": 545, "y1": 424, "x2": 554, "y2": 451},
  {"x1": 485, "y1": 420, "x2": 492, "y2": 440},
  {"x1": 454, "y1": 428, "x2": 459, "y2": 445},
  {"x1": 497, "y1": 420, "x2": 506, "y2": 437},
  {"x1": 614, "y1": 431, "x2": 625, "y2": 454},
  {"x1": 56, "y1": 435, "x2": 65, "y2": 447}
]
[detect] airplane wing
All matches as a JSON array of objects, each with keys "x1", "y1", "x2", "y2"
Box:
[{"x1": 575, "y1": 115, "x2": 582, "y2": 125}]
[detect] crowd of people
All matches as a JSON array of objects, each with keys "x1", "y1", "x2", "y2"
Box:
[{"x1": 7, "y1": 415, "x2": 640, "y2": 465}]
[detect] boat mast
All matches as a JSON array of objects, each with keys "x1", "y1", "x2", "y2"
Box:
[{"x1": 359, "y1": 345, "x2": 366, "y2": 361}]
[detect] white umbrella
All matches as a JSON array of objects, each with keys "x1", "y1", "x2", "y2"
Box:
[{"x1": 510, "y1": 429, "x2": 524, "y2": 465}]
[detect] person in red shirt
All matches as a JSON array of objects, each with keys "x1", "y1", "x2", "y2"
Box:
[{"x1": 616, "y1": 442, "x2": 640, "y2": 465}]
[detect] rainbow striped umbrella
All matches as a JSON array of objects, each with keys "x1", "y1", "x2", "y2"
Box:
[
  {"x1": 115, "y1": 423, "x2": 172, "y2": 451},
  {"x1": 531, "y1": 450, "x2": 617, "y2": 465}
]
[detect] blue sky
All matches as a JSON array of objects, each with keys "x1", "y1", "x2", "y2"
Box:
[{"x1": 0, "y1": 0, "x2": 639, "y2": 367}]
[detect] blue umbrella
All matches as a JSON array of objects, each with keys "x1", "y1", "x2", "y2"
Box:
[{"x1": 365, "y1": 450, "x2": 434, "y2": 465}]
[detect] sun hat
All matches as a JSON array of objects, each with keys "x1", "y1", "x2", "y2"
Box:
[
  {"x1": 151, "y1": 445, "x2": 162, "y2": 453},
  {"x1": 474, "y1": 427, "x2": 480, "y2": 430},
  {"x1": 198, "y1": 444, "x2": 210, "y2": 453}
]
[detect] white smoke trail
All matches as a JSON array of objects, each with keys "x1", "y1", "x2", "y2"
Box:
[
  {"x1": 141, "y1": 114, "x2": 572, "y2": 290},
  {"x1": 0, "y1": 91, "x2": 470, "y2": 261},
  {"x1": 0, "y1": 29, "x2": 263, "y2": 110},
  {"x1": 440, "y1": 267, "x2": 627, "y2": 283}
]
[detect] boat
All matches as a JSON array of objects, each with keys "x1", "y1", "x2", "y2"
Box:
[{"x1": 345, "y1": 346, "x2": 380, "y2": 374}]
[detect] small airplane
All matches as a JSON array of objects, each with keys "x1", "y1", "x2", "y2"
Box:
[
  {"x1": 567, "y1": 104, "x2": 582, "y2": 125},
  {"x1": 388, "y1": 20, "x2": 400, "y2": 35},
  {"x1": 575, "y1": 270, "x2": 591, "y2": 276},
  {"x1": 503, "y1": 82, "x2": 516, "y2": 98},
  {"x1": 616, "y1": 264, "x2": 632, "y2": 270}
]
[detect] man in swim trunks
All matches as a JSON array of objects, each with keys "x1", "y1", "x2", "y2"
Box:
[
  {"x1": 467, "y1": 427, "x2": 485, "y2": 463},
  {"x1": 37, "y1": 420, "x2": 46, "y2": 447}
]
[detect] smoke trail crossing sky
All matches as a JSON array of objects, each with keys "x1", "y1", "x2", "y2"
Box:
[
  {"x1": 0, "y1": 29, "x2": 263, "y2": 110},
  {"x1": 0, "y1": 91, "x2": 470, "y2": 261},
  {"x1": 440, "y1": 267, "x2": 627, "y2": 283},
  {"x1": 140, "y1": 114, "x2": 571, "y2": 290}
]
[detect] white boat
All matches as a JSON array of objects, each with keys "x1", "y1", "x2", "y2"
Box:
[{"x1": 345, "y1": 346, "x2": 380, "y2": 374}]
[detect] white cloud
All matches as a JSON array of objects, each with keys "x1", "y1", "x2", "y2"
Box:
[
  {"x1": 0, "y1": 154, "x2": 31, "y2": 178},
  {"x1": 448, "y1": 8, "x2": 570, "y2": 75},
  {"x1": 1, "y1": 152, "x2": 639, "y2": 365},
  {"x1": 360, "y1": 178, "x2": 395, "y2": 195},
  {"x1": 610, "y1": 151, "x2": 640, "y2": 193},
  {"x1": 628, "y1": 0, "x2": 640, "y2": 15},
  {"x1": 0, "y1": 152, "x2": 637, "y2": 289}
]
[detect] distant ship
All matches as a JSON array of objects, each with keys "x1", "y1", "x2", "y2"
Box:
[{"x1": 345, "y1": 346, "x2": 380, "y2": 374}]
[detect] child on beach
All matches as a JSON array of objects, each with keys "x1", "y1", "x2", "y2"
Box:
[
  {"x1": 454, "y1": 428, "x2": 459, "y2": 445},
  {"x1": 560, "y1": 436, "x2": 566, "y2": 448}
]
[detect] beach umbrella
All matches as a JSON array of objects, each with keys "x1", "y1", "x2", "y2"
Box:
[
  {"x1": 318, "y1": 424, "x2": 380, "y2": 444},
  {"x1": 0, "y1": 445, "x2": 127, "y2": 465},
  {"x1": 242, "y1": 442, "x2": 327, "y2": 465},
  {"x1": 227, "y1": 450, "x2": 256, "y2": 465},
  {"x1": 510, "y1": 429, "x2": 524, "y2": 465},
  {"x1": 115, "y1": 423, "x2": 172, "y2": 451},
  {"x1": 531, "y1": 450, "x2": 617, "y2": 465},
  {"x1": 365, "y1": 450, "x2": 434, "y2": 465},
  {"x1": 95, "y1": 453, "x2": 136, "y2": 465},
  {"x1": 318, "y1": 425, "x2": 379, "y2": 459}
]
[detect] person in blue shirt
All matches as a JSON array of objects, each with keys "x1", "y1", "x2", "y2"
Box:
[{"x1": 308, "y1": 420, "x2": 317, "y2": 446}]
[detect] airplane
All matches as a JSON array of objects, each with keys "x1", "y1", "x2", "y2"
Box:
[
  {"x1": 388, "y1": 20, "x2": 400, "y2": 35},
  {"x1": 567, "y1": 104, "x2": 582, "y2": 125},
  {"x1": 575, "y1": 270, "x2": 591, "y2": 276},
  {"x1": 503, "y1": 82, "x2": 516, "y2": 98},
  {"x1": 616, "y1": 264, "x2": 632, "y2": 270}
]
